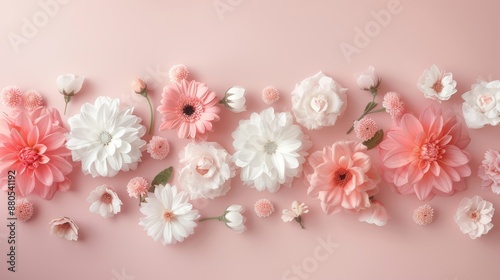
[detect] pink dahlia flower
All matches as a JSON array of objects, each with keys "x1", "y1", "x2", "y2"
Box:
[
  {"x1": 157, "y1": 79, "x2": 220, "y2": 141},
  {"x1": 307, "y1": 140, "x2": 380, "y2": 215},
  {"x1": 379, "y1": 106, "x2": 471, "y2": 201},
  {"x1": 0, "y1": 107, "x2": 72, "y2": 199}
]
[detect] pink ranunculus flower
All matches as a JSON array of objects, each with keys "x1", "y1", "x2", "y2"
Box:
[
  {"x1": 0, "y1": 107, "x2": 73, "y2": 200},
  {"x1": 379, "y1": 106, "x2": 471, "y2": 201},
  {"x1": 307, "y1": 140, "x2": 380, "y2": 215},
  {"x1": 478, "y1": 149, "x2": 500, "y2": 194},
  {"x1": 357, "y1": 200, "x2": 389, "y2": 226},
  {"x1": 157, "y1": 79, "x2": 221, "y2": 141}
]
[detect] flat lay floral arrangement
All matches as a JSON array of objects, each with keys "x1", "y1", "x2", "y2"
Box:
[{"x1": 1, "y1": 64, "x2": 499, "y2": 244}]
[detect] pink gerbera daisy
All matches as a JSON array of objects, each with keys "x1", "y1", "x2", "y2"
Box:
[
  {"x1": 0, "y1": 107, "x2": 73, "y2": 200},
  {"x1": 307, "y1": 140, "x2": 380, "y2": 214},
  {"x1": 157, "y1": 79, "x2": 220, "y2": 141},
  {"x1": 379, "y1": 106, "x2": 471, "y2": 201},
  {"x1": 1, "y1": 86, "x2": 22, "y2": 108}
]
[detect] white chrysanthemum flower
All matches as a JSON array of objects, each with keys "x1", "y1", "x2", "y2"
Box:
[
  {"x1": 232, "y1": 108, "x2": 311, "y2": 192},
  {"x1": 462, "y1": 80, "x2": 500, "y2": 128},
  {"x1": 66, "y1": 96, "x2": 146, "y2": 177},
  {"x1": 139, "y1": 184, "x2": 200, "y2": 245},
  {"x1": 291, "y1": 71, "x2": 347, "y2": 130},
  {"x1": 417, "y1": 64, "x2": 457, "y2": 102},
  {"x1": 179, "y1": 142, "x2": 235, "y2": 200},
  {"x1": 87, "y1": 185, "x2": 122, "y2": 218},
  {"x1": 454, "y1": 196, "x2": 494, "y2": 239}
]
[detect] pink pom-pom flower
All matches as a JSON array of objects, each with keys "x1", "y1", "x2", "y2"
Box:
[
  {"x1": 254, "y1": 198, "x2": 275, "y2": 218},
  {"x1": 262, "y1": 86, "x2": 280, "y2": 105},
  {"x1": 15, "y1": 198, "x2": 34, "y2": 222},
  {"x1": 169, "y1": 64, "x2": 189, "y2": 83},
  {"x1": 23, "y1": 90, "x2": 44, "y2": 111},
  {"x1": 127, "y1": 177, "x2": 149, "y2": 199},
  {"x1": 353, "y1": 117, "x2": 378, "y2": 141},
  {"x1": 1, "y1": 86, "x2": 22, "y2": 108},
  {"x1": 147, "y1": 136, "x2": 170, "y2": 160},
  {"x1": 413, "y1": 204, "x2": 434, "y2": 225},
  {"x1": 382, "y1": 92, "x2": 405, "y2": 119}
]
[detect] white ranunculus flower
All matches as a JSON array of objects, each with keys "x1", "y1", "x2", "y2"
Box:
[
  {"x1": 232, "y1": 107, "x2": 311, "y2": 192},
  {"x1": 66, "y1": 96, "x2": 146, "y2": 177},
  {"x1": 222, "y1": 86, "x2": 246, "y2": 113},
  {"x1": 462, "y1": 80, "x2": 500, "y2": 128},
  {"x1": 139, "y1": 184, "x2": 200, "y2": 245},
  {"x1": 291, "y1": 72, "x2": 347, "y2": 130},
  {"x1": 179, "y1": 142, "x2": 236, "y2": 200},
  {"x1": 223, "y1": 205, "x2": 246, "y2": 233},
  {"x1": 417, "y1": 64, "x2": 457, "y2": 102},
  {"x1": 454, "y1": 196, "x2": 494, "y2": 239},
  {"x1": 87, "y1": 185, "x2": 122, "y2": 218}
]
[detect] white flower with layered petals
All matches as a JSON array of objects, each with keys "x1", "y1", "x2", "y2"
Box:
[
  {"x1": 291, "y1": 71, "x2": 347, "y2": 130},
  {"x1": 139, "y1": 184, "x2": 200, "y2": 245},
  {"x1": 223, "y1": 205, "x2": 246, "y2": 233},
  {"x1": 232, "y1": 108, "x2": 311, "y2": 192},
  {"x1": 179, "y1": 142, "x2": 236, "y2": 200},
  {"x1": 417, "y1": 65, "x2": 457, "y2": 102},
  {"x1": 222, "y1": 86, "x2": 246, "y2": 113},
  {"x1": 87, "y1": 185, "x2": 122, "y2": 218},
  {"x1": 462, "y1": 80, "x2": 500, "y2": 128},
  {"x1": 66, "y1": 96, "x2": 146, "y2": 177},
  {"x1": 454, "y1": 196, "x2": 494, "y2": 239}
]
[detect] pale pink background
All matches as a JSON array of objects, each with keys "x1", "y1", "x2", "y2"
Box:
[{"x1": 1, "y1": 0, "x2": 500, "y2": 279}]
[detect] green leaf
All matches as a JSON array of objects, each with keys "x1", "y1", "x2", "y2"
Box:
[
  {"x1": 363, "y1": 129, "x2": 384, "y2": 150},
  {"x1": 149, "y1": 167, "x2": 173, "y2": 193}
]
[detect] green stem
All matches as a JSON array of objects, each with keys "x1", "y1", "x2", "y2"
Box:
[
  {"x1": 366, "y1": 108, "x2": 386, "y2": 114},
  {"x1": 346, "y1": 92, "x2": 380, "y2": 134},
  {"x1": 199, "y1": 215, "x2": 223, "y2": 222},
  {"x1": 64, "y1": 95, "x2": 71, "y2": 115},
  {"x1": 295, "y1": 216, "x2": 305, "y2": 229},
  {"x1": 145, "y1": 94, "x2": 154, "y2": 135}
]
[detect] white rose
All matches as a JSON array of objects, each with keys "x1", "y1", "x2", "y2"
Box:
[
  {"x1": 462, "y1": 80, "x2": 500, "y2": 128},
  {"x1": 291, "y1": 72, "x2": 347, "y2": 130},
  {"x1": 178, "y1": 142, "x2": 235, "y2": 200}
]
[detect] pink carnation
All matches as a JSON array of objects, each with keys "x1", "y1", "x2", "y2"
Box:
[
  {"x1": 354, "y1": 117, "x2": 377, "y2": 141},
  {"x1": 379, "y1": 106, "x2": 471, "y2": 201},
  {"x1": 478, "y1": 149, "x2": 500, "y2": 194},
  {"x1": 0, "y1": 107, "x2": 72, "y2": 200},
  {"x1": 307, "y1": 140, "x2": 380, "y2": 214},
  {"x1": 157, "y1": 79, "x2": 220, "y2": 141},
  {"x1": 147, "y1": 136, "x2": 170, "y2": 160},
  {"x1": 254, "y1": 199, "x2": 275, "y2": 218},
  {"x1": 382, "y1": 92, "x2": 405, "y2": 119},
  {"x1": 1, "y1": 86, "x2": 22, "y2": 108},
  {"x1": 262, "y1": 86, "x2": 279, "y2": 105},
  {"x1": 169, "y1": 64, "x2": 189, "y2": 83},
  {"x1": 127, "y1": 177, "x2": 149, "y2": 198},
  {"x1": 15, "y1": 198, "x2": 34, "y2": 222},
  {"x1": 23, "y1": 90, "x2": 44, "y2": 111}
]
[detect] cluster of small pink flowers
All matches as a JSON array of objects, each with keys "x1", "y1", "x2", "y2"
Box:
[{"x1": 1, "y1": 86, "x2": 44, "y2": 110}]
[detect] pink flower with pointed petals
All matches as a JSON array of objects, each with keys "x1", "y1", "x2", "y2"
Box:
[
  {"x1": 307, "y1": 140, "x2": 380, "y2": 215},
  {"x1": 379, "y1": 106, "x2": 471, "y2": 201},
  {"x1": 0, "y1": 107, "x2": 72, "y2": 200},
  {"x1": 157, "y1": 79, "x2": 220, "y2": 141}
]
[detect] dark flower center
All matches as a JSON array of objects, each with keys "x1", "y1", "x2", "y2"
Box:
[
  {"x1": 333, "y1": 168, "x2": 352, "y2": 187},
  {"x1": 183, "y1": 105, "x2": 195, "y2": 116}
]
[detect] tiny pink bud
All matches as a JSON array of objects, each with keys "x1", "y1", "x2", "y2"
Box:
[{"x1": 132, "y1": 78, "x2": 147, "y2": 94}]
